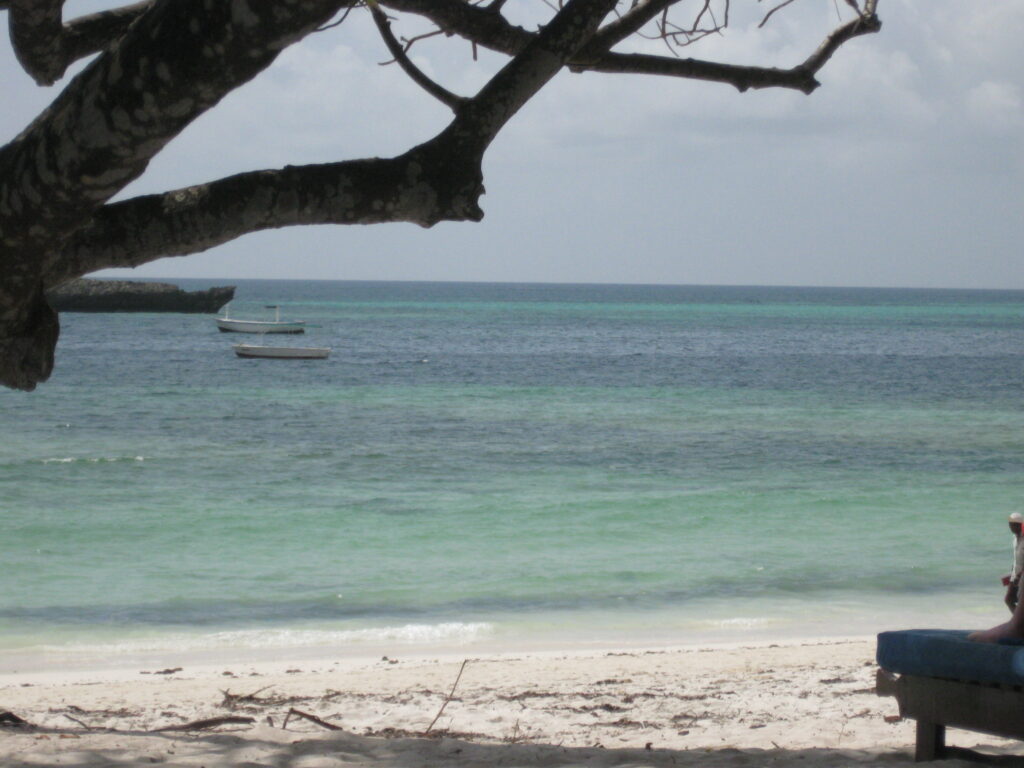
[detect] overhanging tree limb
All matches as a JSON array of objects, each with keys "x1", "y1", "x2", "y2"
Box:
[
  {"x1": 0, "y1": 0, "x2": 884, "y2": 391},
  {"x1": 55, "y1": 152, "x2": 484, "y2": 283},
  {"x1": 57, "y1": 0, "x2": 624, "y2": 283},
  {"x1": 4, "y1": 0, "x2": 347, "y2": 251},
  {"x1": 379, "y1": 0, "x2": 878, "y2": 93}
]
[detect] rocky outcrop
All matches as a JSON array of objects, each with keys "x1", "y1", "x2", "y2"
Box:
[{"x1": 47, "y1": 278, "x2": 235, "y2": 313}]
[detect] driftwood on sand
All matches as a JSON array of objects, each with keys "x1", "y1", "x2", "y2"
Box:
[
  {"x1": 283, "y1": 708, "x2": 342, "y2": 731},
  {"x1": 151, "y1": 715, "x2": 256, "y2": 732},
  {"x1": 0, "y1": 711, "x2": 32, "y2": 727}
]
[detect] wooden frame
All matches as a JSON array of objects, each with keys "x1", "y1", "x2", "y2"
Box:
[{"x1": 877, "y1": 669, "x2": 1024, "y2": 762}]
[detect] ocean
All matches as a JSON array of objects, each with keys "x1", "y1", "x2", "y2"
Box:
[{"x1": 1, "y1": 280, "x2": 1021, "y2": 672}]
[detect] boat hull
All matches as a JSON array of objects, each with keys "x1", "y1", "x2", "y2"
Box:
[
  {"x1": 217, "y1": 319, "x2": 305, "y2": 334},
  {"x1": 233, "y1": 344, "x2": 330, "y2": 359}
]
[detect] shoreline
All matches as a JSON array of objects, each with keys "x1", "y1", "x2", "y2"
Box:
[
  {"x1": 4, "y1": 636, "x2": 1024, "y2": 766},
  {"x1": 0, "y1": 588, "x2": 1000, "y2": 679},
  {"x1": 0, "y1": 628, "x2": 885, "y2": 678},
  {"x1": 1, "y1": 632, "x2": 881, "y2": 683}
]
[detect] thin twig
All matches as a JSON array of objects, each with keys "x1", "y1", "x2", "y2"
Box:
[
  {"x1": 424, "y1": 659, "x2": 468, "y2": 735},
  {"x1": 506, "y1": 718, "x2": 522, "y2": 743},
  {"x1": 62, "y1": 713, "x2": 95, "y2": 730},
  {"x1": 220, "y1": 685, "x2": 274, "y2": 708},
  {"x1": 316, "y1": 4, "x2": 354, "y2": 32},
  {"x1": 282, "y1": 707, "x2": 342, "y2": 731},
  {"x1": 758, "y1": 0, "x2": 797, "y2": 28},
  {"x1": 368, "y1": 1, "x2": 465, "y2": 110},
  {"x1": 836, "y1": 715, "x2": 849, "y2": 747},
  {"x1": 399, "y1": 27, "x2": 444, "y2": 52}
]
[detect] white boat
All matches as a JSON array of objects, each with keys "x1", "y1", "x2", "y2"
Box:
[
  {"x1": 216, "y1": 304, "x2": 305, "y2": 334},
  {"x1": 233, "y1": 343, "x2": 330, "y2": 359}
]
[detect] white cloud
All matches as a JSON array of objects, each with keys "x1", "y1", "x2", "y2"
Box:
[
  {"x1": 944, "y1": 4, "x2": 1024, "y2": 72},
  {"x1": 964, "y1": 81, "x2": 1023, "y2": 132}
]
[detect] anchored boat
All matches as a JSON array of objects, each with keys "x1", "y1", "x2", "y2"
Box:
[
  {"x1": 216, "y1": 304, "x2": 305, "y2": 334},
  {"x1": 232, "y1": 342, "x2": 330, "y2": 359}
]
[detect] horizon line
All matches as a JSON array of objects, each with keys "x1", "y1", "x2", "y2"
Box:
[{"x1": 87, "y1": 274, "x2": 1024, "y2": 294}]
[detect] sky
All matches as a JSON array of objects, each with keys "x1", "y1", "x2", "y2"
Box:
[{"x1": 2, "y1": 1, "x2": 1022, "y2": 289}]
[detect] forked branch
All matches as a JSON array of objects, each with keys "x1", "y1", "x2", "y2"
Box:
[
  {"x1": 55, "y1": 0, "x2": 624, "y2": 282},
  {"x1": 368, "y1": 2, "x2": 466, "y2": 110},
  {"x1": 585, "y1": 0, "x2": 680, "y2": 52},
  {"x1": 380, "y1": 0, "x2": 878, "y2": 94}
]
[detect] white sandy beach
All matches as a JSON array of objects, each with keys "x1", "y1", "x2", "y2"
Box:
[{"x1": 3, "y1": 637, "x2": 1024, "y2": 767}]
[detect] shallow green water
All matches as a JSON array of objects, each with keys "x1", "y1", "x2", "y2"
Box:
[{"x1": 0, "y1": 281, "x2": 1021, "y2": 668}]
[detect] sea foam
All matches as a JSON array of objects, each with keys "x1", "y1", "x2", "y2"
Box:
[
  {"x1": 41, "y1": 455, "x2": 147, "y2": 464},
  {"x1": 43, "y1": 622, "x2": 494, "y2": 655}
]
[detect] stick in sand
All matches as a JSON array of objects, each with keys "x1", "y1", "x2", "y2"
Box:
[
  {"x1": 152, "y1": 716, "x2": 256, "y2": 732},
  {"x1": 62, "y1": 713, "x2": 96, "y2": 730},
  {"x1": 220, "y1": 686, "x2": 274, "y2": 708},
  {"x1": 282, "y1": 708, "x2": 341, "y2": 731},
  {"x1": 424, "y1": 659, "x2": 468, "y2": 735}
]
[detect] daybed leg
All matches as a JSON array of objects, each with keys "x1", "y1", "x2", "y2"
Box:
[{"x1": 915, "y1": 719, "x2": 945, "y2": 762}]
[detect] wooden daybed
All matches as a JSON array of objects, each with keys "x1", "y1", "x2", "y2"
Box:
[{"x1": 876, "y1": 629, "x2": 1024, "y2": 762}]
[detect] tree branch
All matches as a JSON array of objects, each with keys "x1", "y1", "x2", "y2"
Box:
[
  {"x1": 758, "y1": 0, "x2": 797, "y2": 29},
  {"x1": 53, "y1": 0, "x2": 621, "y2": 288},
  {"x1": 441, "y1": 0, "x2": 619, "y2": 154},
  {"x1": 799, "y1": 7, "x2": 881, "y2": 75},
  {"x1": 62, "y1": 2, "x2": 153, "y2": 70},
  {"x1": 380, "y1": 0, "x2": 533, "y2": 55},
  {"x1": 3, "y1": 0, "x2": 347, "y2": 256},
  {"x1": 7, "y1": 0, "x2": 65, "y2": 85},
  {"x1": 577, "y1": 51, "x2": 819, "y2": 93},
  {"x1": 5, "y1": 0, "x2": 153, "y2": 85},
  {"x1": 380, "y1": 0, "x2": 878, "y2": 95},
  {"x1": 368, "y1": 2, "x2": 466, "y2": 111},
  {"x1": 57, "y1": 0, "x2": 623, "y2": 283},
  {"x1": 585, "y1": 0, "x2": 685, "y2": 53},
  {"x1": 55, "y1": 150, "x2": 486, "y2": 282}
]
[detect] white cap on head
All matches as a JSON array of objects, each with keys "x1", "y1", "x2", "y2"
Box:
[{"x1": 1010, "y1": 513, "x2": 1023, "y2": 523}]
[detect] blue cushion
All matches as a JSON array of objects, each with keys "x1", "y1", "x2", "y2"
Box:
[{"x1": 877, "y1": 629, "x2": 1024, "y2": 686}]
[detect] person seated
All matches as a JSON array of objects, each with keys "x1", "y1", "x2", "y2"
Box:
[
  {"x1": 971, "y1": 512, "x2": 1024, "y2": 643},
  {"x1": 1003, "y1": 512, "x2": 1023, "y2": 612}
]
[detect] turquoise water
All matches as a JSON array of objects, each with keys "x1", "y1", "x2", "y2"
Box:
[{"x1": 0, "y1": 281, "x2": 1021, "y2": 669}]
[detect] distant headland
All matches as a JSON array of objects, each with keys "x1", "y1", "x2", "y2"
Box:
[{"x1": 47, "y1": 278, "x2": 235, "y2": 313}]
